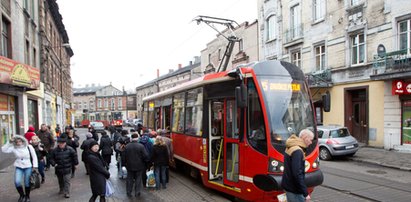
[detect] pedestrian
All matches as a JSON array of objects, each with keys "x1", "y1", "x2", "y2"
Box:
[
  {"x1": 160, "y1": 129, "x2": 173, "y2": 182},
  {"x1": 281, "y1": 129, "x2": 314, "y2": 202},
  {"x1": 66, "y1": 129, "x2": 80, "y2": 178},
  {"x1": 24, "y1": 126, "x2": 36, "y2": 143},
  {"x1": 116, "y1": 130, "x2": 131, "y2": 178},
  {"x1": 36, "y1": 123, "x2": 55, "y2": 171},
  {"x1": 99, "y1": 131, "x2": 113, "y2": 169},
  {"x1": 31, "y1": 136, "x2": 47, "y2": 184},
  {"x1": 55, "y1": 124, "x2": 61, "y2": 138},
  {"x1": 2, "y1": 135, "x2": 38, "y2": 202},
  {"x1": 81, "y1": 132, "x2": 95, "y2": 175},
  {"x1": 112, "y1": 128, "x2": 122, "y2": 160},
  {"x1": 139, "y1": 129, "x2": 153, "y2": 187},
  {"x1": 124, "y1": 133, "x2": 149, "y2": 197},
  {"x1": 59, "y1": 126, "x2": 71, "y2": 139},
  {"x1": 151, "y1": 136, "x2": 170, "y2": 190},
  {"x1": 87, "y1": 140, "x2": 110, "y2": 202},
  {"x1": 50, "y1": 136, "x2": 79, "y2": 198},
  {"x1": 89, "y1": 125, "x2": 98, "y2": 141}
]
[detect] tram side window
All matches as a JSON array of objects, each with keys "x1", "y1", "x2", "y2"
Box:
[
  {"x1": 247, "y1": 81, "x2": 267, "y2": 155},
  {"x1": 172, "y1": 92, "x2": 185, "y2": 133},
  {"x1": 185, "y1": 88, "x2": 203, "y2": 136},
  {"x1": 143, "y1": 102, "x2": 148, "y2": 127},
  {"x1": 148, "y1": 102, "x2": 155, "y2": 129}
]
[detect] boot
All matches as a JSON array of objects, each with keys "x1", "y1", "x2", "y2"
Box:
[
  {"x1": 41, "y1": 176, "x2": 45, "y2": 184},
  {"x1": 24, "y1": 187, "x2": 31, "y2": 202},
  {"x1": 16, "y1": 187, "x2": 24, "y2": 202}
]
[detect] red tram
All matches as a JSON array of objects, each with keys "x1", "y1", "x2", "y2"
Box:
[{"x1": 142, "y1": 60, "x2": 323, "y2": 201}]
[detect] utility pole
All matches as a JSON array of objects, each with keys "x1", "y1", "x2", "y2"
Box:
[{"x1": 193, "y1": 15, "x2": 241, "y2": 73}]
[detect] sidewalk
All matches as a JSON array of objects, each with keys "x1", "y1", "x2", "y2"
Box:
[{"x1": 348, "y1": 146, "x2": 411, "y2": 171}]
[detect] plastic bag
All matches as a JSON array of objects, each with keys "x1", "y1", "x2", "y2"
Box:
[
  {"x1": 30, "y1": 170, "x2": 41, "y2": 190},
  {"x1": 146, "y1": 169, "x2": 156, "y2": 188},
  {"x1": 277, "y1": 193, "x2": 287, "y2": 202},
  {"x1": 105, "y1": 179, "x2": 114, "y2": 197}
]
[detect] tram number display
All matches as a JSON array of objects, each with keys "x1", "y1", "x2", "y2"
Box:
[{"x1": 261, "y1": 80, "x2": 301, "y2": 92}]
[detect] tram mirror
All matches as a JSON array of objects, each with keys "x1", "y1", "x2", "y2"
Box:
[
  {"x1": 322, "y1": 91, "x2": 331, "y2": 112},
  {"x1": 236, "y1": 83, "x2": 248, "y2": 108}
]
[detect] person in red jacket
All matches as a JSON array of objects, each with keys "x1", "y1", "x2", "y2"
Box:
[{"x1": 24, "y1": 126, "x2": 36, "y2": 143}]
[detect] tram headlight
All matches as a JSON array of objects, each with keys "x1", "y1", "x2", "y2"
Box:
[
  {"x1": 269, "y1": 158, "x2": 284, "y2": 173},
  {"x1": 313, "y1": 157, "x2": 320, "y2": 169}
]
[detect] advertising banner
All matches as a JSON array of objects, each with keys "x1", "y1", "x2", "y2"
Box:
[
  {"x1": 0, "y1": 56, "x2": 40, "y2": 89},
  {"x1": 392, "y1": 80, "x2": 411, "y2": 95}
]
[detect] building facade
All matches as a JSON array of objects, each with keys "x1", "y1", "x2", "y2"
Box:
[
  {"x1": 39, "y1": 0, "x2": 74, "y2": 129},
  {"x1": 258, "y1": 0, "x2": 411, "y2": 150},
  {"x1": 95, "y1": 84, "x2": 126, "y2": 121},
  {"x1": 0, "y1": 0, "x2": 41, "y2": 148},
  {"x1": 72, "y1": 84, "x2": 101, "y2": 126},
  {"x1": 201, "y1": 21, "x2": 259, "y2": 73}
]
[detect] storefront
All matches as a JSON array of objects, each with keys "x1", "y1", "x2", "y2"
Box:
[
  {"x1": 0, "y1": 94, "x2": 16, "y2": 146},
  {"x1": 393, "y1": 80, "x2": 411, "y2": 145}
]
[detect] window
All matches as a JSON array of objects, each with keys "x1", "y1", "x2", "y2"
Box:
[
  {"x1": 111, "y1": 98, "x2": 115, "y2": 110},
  {"x1": 266, "y1": 15, "x2": 276, "y2": 41},
  {"x1": 399, "y1": 19, "x2": 411, "y2": 54},
  {"x1": 218, "y1": 49, "x2": 221, "y2": 61},
  {"x1": 78, "y1": 102, "x2": 82, "y2": 109},
  {"x1": 118, "y1": 98, "x2": 122, "y2": 109},
  {"x1": 25, "y1": 40, "x2": 30, "y2": 64},
  {"x1": 104, "y1": 99, "x2": 108, "y2": 108},
  {"x1": 247, "y1": 80, "x2": 267, "y2": 155},
  {"x1": 83, "y1": 101, "x2": 87, "y2": 109},
  {"x1": 98, "y1": 99, "x2": 102, "y2": 108},
  {"x1": 238, "y1": 39, "x2": 243, "y2": 52},
  {"x1": 1, "y1": 17, "x2": 11, "y2": 58},
  {"x1": 185, "y1": 88, "x2": 203, "y2": 136},
  {"x1": 172, "y1": 92, "x2": 185, "y2": 133},
  {"x1": 291, "y1": 51, "x2": 301, "y2": 68},
  {"x1": 351, "y1": 0, "x2": 362, "y2": 6},
  {"x1": 315, "y1": 44, "x2": 326, "y2": 71},
  {"x1": 313, "y1": 0, "x2": 325, "y2": 22},
  {"x1": 33, "y1": 48, "x2": 37, "y2": 67},
  {"x1": 291, "y1": 4, "x2": 301, "y2": 39},
  {"x1": 351, "y1": 33, "x2": 365, "y2": 65}
]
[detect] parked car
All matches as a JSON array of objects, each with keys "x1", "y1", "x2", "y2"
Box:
[
  {"x1": 317, "y1": 125, "x2": 359, "y2": 160},
  {"x1": 89, "y1": 121, "x2": 106, "y2": 133}
]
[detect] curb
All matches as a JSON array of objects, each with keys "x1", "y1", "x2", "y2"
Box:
[{"x1": 350, "y1": 157, "x2": 411, "y2": 171}]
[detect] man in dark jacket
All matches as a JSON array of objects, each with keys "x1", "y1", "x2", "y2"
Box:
[
  {"x1": 281, "y1": 129, "x2": 314, "y2": 202},
  {"x1": 37, "y1": 123, "x2": 55, "y2": 170},
  {"x1": 50, "y1": 137, "x2": 78, "y2": 198},
  {"x1": 81, "y1": 132, "x2": 95, "y2": 175},
  {"x1": 99, "y1": 131, "x2": 113, "y2": 169},
  {"x1": 124, "y1": 133, "x2": 149, "y2": 197}
]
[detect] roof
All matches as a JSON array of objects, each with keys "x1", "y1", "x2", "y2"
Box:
[
  {"x1": 48, "y1": 0, "x2": 74, "y2": 57},
  {"x1": 136, "y1": 62, "x2": 200, "y2": 90},
  {"x1": 73, "y1": 85, "x2": 104, "y2": 95}
]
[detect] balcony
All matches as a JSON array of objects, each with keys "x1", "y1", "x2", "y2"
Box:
[
  {"x1": 371, "y1": 49, "x2": 411, "y2": 80},
  {"x1": 284, "y1": 24, "x2": 304, "y2": 46},
  {"x1": 306, "y1": 69, "x2": 332, "y2": 88}
]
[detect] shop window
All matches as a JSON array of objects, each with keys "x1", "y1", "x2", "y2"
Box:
[{"x1": 402, "y1": 100, "x2": 411, "y2": 144}]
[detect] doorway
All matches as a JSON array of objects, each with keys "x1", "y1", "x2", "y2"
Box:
[{"x1": 345, "y1": 87, "x2": 368, "y2": 144}]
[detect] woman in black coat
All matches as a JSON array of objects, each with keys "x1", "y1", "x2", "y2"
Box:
[{"x1": 87, "y1": 141, "x2": 110, "y2": 202}]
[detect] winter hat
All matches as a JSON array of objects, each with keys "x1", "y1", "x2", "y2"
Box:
[
  {"x1": 89, "y1": 140, "x2": 99, "y2": 150},
  {"x1": 28, "y1": 126, "x2": 35, "y2": 132},
  {"x1": 57, "y1": 137, "x2": 67, "y2": 143},
  {"x1": 85, "y1": 132, "x2": 93, "y2": 138}
]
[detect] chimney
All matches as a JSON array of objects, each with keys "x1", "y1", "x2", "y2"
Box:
[
  {"x1": 91, "y1": 83, "x2": 95, "y2": 87},
  {"x1": 85, "y1": 84, "x2": 89, "y2": 87},
  {"x1": 189, "y1": 61, "x2": 193, "y2": 66},
  {"x1": 157, "y1": 69, "x2": 160, "y2": 78},
  {"x1": 169, "y1": 69, "x2": 174, "y2": 73},
  {"x1": 178, "y1": 64, "x2": 182, "y2": 69}
]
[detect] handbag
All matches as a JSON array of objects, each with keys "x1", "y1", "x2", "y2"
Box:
[
  {"x1": 105, "y1": 179, "x2": 114, "y2": 197},
  {"x1": 30, "y1": 170, "x2": 41, "y2": 190},
  {"x1": 28, "y1": 147, "x2": 41, "y2": 190}
]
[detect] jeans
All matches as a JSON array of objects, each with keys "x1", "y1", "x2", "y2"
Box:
[
  {"x1": 285, "y1": 191, "x2": 305, "y2": 202},
  {"x1": 154, "y1": 165, "x2": 167, "y2": 189},
  {"x1": 15, "y1": 167, "x2": 32, "y2": 187},
  {"x1": 38, "y1": 159, "x2": 45, "y2": 179}
]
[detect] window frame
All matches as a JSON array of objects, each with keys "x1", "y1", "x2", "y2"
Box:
[
  {"x1": 313, "y1": 0, "x2": 326, "y2": 22},
  {"x1": 291, "y1": 50, "x2": 301, "y2": 68},
  {"x1": 266, "y1": 15, "x2": 277, "y2": 42},
  {"x1": 350, "y1": 33, "x2": 365, "y2": 65},
  {"x1": 398, "y1": 19, "x2": 411, "y2": 54},
  {"x1": 315, "y1": 44, "x2": 326, "y2": 71}
]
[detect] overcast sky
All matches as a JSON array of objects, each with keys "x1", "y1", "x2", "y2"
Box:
[{"x1": 57, "y1": 0, "x2": 257, "y2": 92}]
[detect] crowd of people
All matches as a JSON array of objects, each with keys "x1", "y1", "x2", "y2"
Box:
[{"x1": 1, "y1": 123, "x2": 173, "y2": 202}]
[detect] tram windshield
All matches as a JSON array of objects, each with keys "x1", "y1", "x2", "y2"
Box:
[{"x1": 258, "y1": 76, "x2": 316, "y2": 153}]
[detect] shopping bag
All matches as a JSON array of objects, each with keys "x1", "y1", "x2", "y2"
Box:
[
  {"x1": 30, "y1": 170, "x2": 41, "y2": 190},
  {"x1": 277, "y1": 193, "x2": 287, "y2": 202},
  {"x1": 146, "y1": 169, "x2": 156, "y2": 188},
  {"x1": 105, "y1": 179, "x2": 114, "y2": 197}
]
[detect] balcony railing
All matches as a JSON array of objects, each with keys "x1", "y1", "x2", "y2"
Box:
[
  {"x1": 372, "y1": 48, "x2": 411, "y2": 75},
  {"x1": 306, "y1": 69, "x2": 332, "y2": 88},
  {"x1": 284, "y1": 24, "x2": 304, "y2": 44}
]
